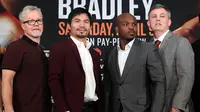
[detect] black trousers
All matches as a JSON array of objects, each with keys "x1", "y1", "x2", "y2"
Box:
[
  {"x1": 119, "y1": 102, "x2": 123, "y2": 112},
  {"x1": 82, "y1": 101, "x2": 95, "y2": 112}
]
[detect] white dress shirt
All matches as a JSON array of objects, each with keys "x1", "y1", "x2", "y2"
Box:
[
  {"x1": 70, "y1": 36, "x2": 98, "y2": 102},
  {"x1": 118, "y1": 38, "x2": 135, "y2": 76}
]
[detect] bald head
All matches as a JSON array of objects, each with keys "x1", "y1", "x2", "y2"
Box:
[
  {"x1": 115, "y1": 13, "x2": 137, "y2": 40},
  {"x1": 116, "y1": 13, "x2": 137, "y2": 26}
]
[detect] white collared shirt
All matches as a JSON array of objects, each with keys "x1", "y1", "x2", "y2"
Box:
[
  {"x1": 154, "y1": 30, "x2": 169, "y2": 47},
  {"x1": 70, "y1": 36, "x2": 98, "y2": 102},
  {"x1": 118, "y1": 38, "x2": 135, "y2": 76}
]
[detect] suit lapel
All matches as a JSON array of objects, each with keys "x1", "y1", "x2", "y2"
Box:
[
  {"x1": 89, "y1": 48, "x2": 99, "y2": 85},
  {"x1": 120, "y1": 39, "x2": 139, "y2": 83},
  {"x1": 158, "y1": 31, "x2": 173, "y2": 88},
  {"x1": 110, "y1": 47, "x2": 121, "y2": 83},
  {"x1": 69, "y1": 38, "x2": 83, "y2": 68},
  {"x1": 159, "y1": 31, "x2": 172, "y2": 56}
]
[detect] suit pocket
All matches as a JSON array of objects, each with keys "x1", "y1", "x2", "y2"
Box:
[{"x1": 137, "y1": 98, "x2": 147, "y2": 105}]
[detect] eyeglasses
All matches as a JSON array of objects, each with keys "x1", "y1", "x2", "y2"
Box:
[{"x1": 23, "y1": 19, "x2": 43, "y2": 25}]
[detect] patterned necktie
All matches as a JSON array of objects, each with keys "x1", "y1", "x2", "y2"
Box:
[{"x1": 155, "y1": 40, "x2": 161, "y2": 48}]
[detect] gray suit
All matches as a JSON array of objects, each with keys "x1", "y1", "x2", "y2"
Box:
[
  {"x1": 104, "y1": 38, "x2": 166, "y2": 112},
  {"x1": 152, "y1": 31, "x2": 194, "y2": 112}
]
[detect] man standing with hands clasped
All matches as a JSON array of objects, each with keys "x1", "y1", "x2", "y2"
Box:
[
  {"x1": 147, "y1": 4, "x2": 194, "y2": 112},
  {"x1": 48, "y1": 7, "x2": 104, "y2": 112},
  {"x1": 104, "y1": 12, "x2": 166, "y2": 112}
]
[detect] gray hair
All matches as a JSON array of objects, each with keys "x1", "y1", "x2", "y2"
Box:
[
  {"x1": 148, "y1": 4, "x2": 171, "y2": 19},
  {"x1": 19, "y1": 5, "x2": 43, "y2": 22}
]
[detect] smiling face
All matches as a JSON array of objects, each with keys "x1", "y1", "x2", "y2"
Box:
[
  {"x1": 21, "y1": 10, "x2": 43, "y2": 38},
  {"x1": 147, "y1": 8, "x2": 171, "y2": 34},
  {"x1": 69, "y1": 13, "x2": 91, "y2": 39},
  {"x1": 116, "y1": 13, "x2": 137, "y2": 40}
]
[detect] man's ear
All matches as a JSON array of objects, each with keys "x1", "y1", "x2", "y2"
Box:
[
  {"x1": 21, "y1": 23, "x2": 25, "y2": 31},
  {"x1": 168, "y1": 19, "x2": 172, "y2": 27},
  {"x1": 147, "y1": 20, "x2": 150, "y2": 28},
  {"x1": 147, "y1": 20, "x2": 152, "y2": 31},
  {"x1": 68, "y1": 24, "x2": 71, "y2": 31},
  {"x1": 115, "y1": 27, "x2": 119, "y2": 33}
]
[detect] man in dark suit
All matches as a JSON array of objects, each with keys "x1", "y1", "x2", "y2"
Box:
[
  {"x1": 147, "y1": 4, "x2": 194, "y2": 112},
  {"x1": 48, "y1": 8, "x2": 103, "y2": 112},
  {"x1": 104, "y1": 13, "x2": 166, "y2": 112}
]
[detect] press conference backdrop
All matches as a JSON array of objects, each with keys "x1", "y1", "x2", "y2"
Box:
[
  {"x1": 0, "y1": 0, "x2": 199, "y2": 78},
  {"x1": 0, "y1": 0, "x2": 199, "y2": 49},
  {"x1": 0, "y1": 0, "x2": 199, "y2": 110}
]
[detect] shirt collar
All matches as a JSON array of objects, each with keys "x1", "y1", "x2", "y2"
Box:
[
  {"x1": 22, "y1": 35, "x2": 44, "y2": 49},
  {"x1": 154, "y1": 30, "x2": 169, "y2": 42},
  {"x1": 117, "y1": 38, "x2": 135, "y2": 51},
  {"x1": 70, "y1": 36, "x2": 91, "y2": 49}
]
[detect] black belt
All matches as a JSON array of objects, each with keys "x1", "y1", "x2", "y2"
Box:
[{"x1": 82, "y1": 101, "x2": 96, "y2": 108}]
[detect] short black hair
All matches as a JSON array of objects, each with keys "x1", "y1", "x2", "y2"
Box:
[
  {"x1": 68, "y1": 7, "x2": 92, "y2": 25},
  {"x1": 148, "y1": 4, "x2": 171, "y2": 18}
]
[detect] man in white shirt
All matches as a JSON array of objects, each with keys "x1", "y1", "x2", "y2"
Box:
[
  {"x1": 48, "y1": 7, "x2": 103, "y2": 112},
  {"x1": 104, "y1": 13, "x2": 166, "y2": 112}
]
